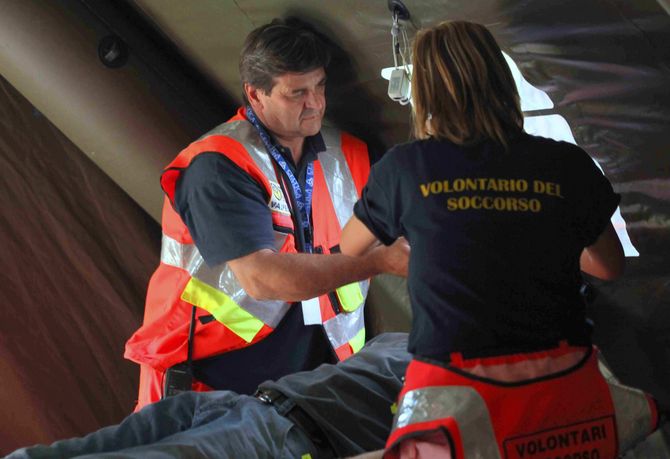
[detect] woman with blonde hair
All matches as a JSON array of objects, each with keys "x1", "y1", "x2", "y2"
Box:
[{"x1": 342, "y1": 20, "x2": 658, "y2": 458}]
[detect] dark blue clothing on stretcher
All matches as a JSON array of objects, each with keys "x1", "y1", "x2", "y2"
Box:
[{"x1": 8, "y1": 333, "x2": 410, "y2": 459}]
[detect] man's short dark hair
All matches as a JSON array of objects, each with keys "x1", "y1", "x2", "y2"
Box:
[{"x1": 239, "y1": 18, "x2": 331, "y2": 101}]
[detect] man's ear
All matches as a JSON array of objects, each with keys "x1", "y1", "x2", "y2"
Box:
[{"x1": 244, "y1": 83, "x2": 263, "y2": 111}]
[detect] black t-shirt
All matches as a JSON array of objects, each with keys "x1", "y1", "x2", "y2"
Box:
[
  {"x1": 261, "y1": 332, "x2": 411, "y2": 457},
  {"x1": 354, "y1": 134, "x2": 620, "y2": 360},
  {"x1": 174, "y1": 133, "x2": 335, "y2": 394}
]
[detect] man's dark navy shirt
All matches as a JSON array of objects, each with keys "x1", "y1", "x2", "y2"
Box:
[
  {"x1": 354, "y1": 133, "x2": 620, "y2": 360},
  {"x1": 174, "y1": 132, "x2": 335, "y2": 394}
]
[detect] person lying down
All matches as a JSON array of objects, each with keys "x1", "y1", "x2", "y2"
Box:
[
  {"x1": 7, "y1": 333, "x2": 410, "y2": 459},
  {"x1": 7, "y1": 332, "x2": 661, "y2": 459}
]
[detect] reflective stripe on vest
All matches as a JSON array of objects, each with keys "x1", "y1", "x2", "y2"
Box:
[
  {"x1": 319, "y1": 128, "x2": 360, "y2": 230},
  {"x1": 181, "y1": 277, "x2": 263, "y2": 343},
  {"x1": 349, "y1": 327, "x2": 366, "y2": 353},
  {"x1": 321, "y1": 127, "x2": 369, "y2": 314},
  {"x1": 607, "y1": 378, "x2": 658, "y2": 452},
  {"x1": 336, "y1": 281, "x2": 365, "y2": 312},
  {"x1": 203, "y1": 121, "x2": 279, "y2": 186},
  {"x1": 323, "y1": 304, "x2": 366, "y2": 351},
  {"x1": 394, "y1": 386, "x2": 501, "y2": 458},
  {"x1": 160, "y1": 233, "x2": 290, "y2": 329}
]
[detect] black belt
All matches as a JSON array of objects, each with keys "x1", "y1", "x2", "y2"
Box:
[{"x1": 254, "y1": 388, "x2": 336, "y2": 459}]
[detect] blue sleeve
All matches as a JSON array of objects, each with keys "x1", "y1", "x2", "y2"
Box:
[
  {"x1": 569, "y1": 146, "x2": 621, "y2": 247},
  {"x1": 353, "y1": 151, "x2": 402, "y2": 246},
  {"x1": 174, "y1": 153, "x2": 277, "y2": 266}
]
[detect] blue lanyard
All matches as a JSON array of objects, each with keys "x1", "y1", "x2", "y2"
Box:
[{"x1": 246, "y1": 106, "x2": 314, "y2": 253}]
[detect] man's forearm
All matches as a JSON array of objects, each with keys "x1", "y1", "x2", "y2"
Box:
[
  {"x1": 229, "y1": 249, "x2": 383, "y2": 302},
  {"x1": 260, "y1": 252, "x2": 381, "y2": 300}
]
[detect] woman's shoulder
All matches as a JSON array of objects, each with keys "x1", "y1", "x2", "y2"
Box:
[
  {"x1": 512, "y1": 133, "x2": 600, "y2": 173},
  {"x1": 518, "y1": 132, "x2": 586, "y2": 157}
]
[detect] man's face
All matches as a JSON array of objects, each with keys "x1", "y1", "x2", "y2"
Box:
[{"x1": 251, "y1": 67, "x2": 326, "y2": 142}]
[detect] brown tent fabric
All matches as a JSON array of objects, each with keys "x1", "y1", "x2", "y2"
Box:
[{"x1": 0, "y1": 76, "x2": 160, "y2": 454}]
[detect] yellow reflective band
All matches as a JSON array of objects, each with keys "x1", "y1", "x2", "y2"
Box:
[
  {"x1": 336, "y1": 282, "x2": 364, "y2": 312},
  {"x1": 181, "y1": 277, "x2": 264, "y2": 343},
  {"x1": 349, "y1": 327, "x2": 365, "y2": 353},
  {"x1": 391, "y1": 402, "x2": 398, "y2": 415},
  {"x1": 301, "y1": 455, "x2": 312, "y2": 459}
]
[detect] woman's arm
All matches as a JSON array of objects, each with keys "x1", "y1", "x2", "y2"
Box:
[
  {"x1": 340, "y1": 214, "x2": 409, "y2": 278},
  {"x1": 580, "y1": 222, "x2": 625, "y2": 280},
  {"x1": 340, "y1": 214, "x2": 381, "y2": 256}
]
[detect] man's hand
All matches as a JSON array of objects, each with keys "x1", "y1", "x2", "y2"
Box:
[{"x1": 367, "y1": 237, "x2": 410, "y2": 277}]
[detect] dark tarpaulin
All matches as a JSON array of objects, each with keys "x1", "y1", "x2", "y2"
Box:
[
  {"x1": 0, "y1": 76, "x2": 160, "y2": 454},
  {"x1": 490, "y1": 0, "x2": 670, "y2": 410}
]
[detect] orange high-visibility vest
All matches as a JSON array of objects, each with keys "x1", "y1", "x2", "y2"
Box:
[
  {"x1": 385, "y1": 346, "x2": 659, "y2": 459},
  {"x1": 125, "y1": 108, "x2": 371, "y2": 410}
]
